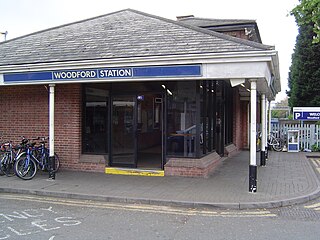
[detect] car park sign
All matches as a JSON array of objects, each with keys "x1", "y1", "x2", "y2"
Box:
[{"x1": 293, "y1": 107, "x2": 320, "y2": 120}]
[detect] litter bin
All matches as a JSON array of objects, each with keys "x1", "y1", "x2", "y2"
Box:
[{"x1": 288, "y1": 130, "x2": 299, "y2": 152}]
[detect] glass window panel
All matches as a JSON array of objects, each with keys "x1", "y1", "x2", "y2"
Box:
[
  {"x1": 83, "y1": 85, "x2": 109, "y2": 154},
  {"x1": 167, "y1": 81, "x2": 196, "y2": 157}
]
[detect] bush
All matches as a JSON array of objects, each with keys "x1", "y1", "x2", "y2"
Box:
[{"x1": 311, "y1": 144, "x2": 320, "y2": 152}]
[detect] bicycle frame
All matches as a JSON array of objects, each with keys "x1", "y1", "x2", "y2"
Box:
[{"x1": 0, "y1": 141, "x2": 24, "y2": 176}]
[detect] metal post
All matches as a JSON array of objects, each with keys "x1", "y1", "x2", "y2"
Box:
[
  {"x1": 249, "y1": 79, "x2": 257, "y2": 192},
  {"x1": 260, "y1": 94, "x2": 266, "y2": 166},
  {"x1": 267, "y1": 100, "x2": 272, "y2": 155},
  {"x1": 49, "y1": 84, "x2": 55, "y2": 179}
]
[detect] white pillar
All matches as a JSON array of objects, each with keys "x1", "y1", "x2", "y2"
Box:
[
  {"x1": 249, "y1": 79, "x2": 257, "y2": 192},
  {"x1": 268, "y1": 100, "x2": 272, "y2": 137},
  {"x1": 260, "y1": 94, "x2": 266, "y2": 166},
  {"x1": 250, "y1": 80, "x2": 257, "y2": 164},
  {"x1": 266, "y1": 100, "x2": 270, "y2": 159},
  {"x1": 49, "y1": 84, "x2": 55, "y2": 179}
]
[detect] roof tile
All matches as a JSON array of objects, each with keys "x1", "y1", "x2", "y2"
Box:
[{"x1": 0, "y1": 9, "x2": 273, "y2": 66}]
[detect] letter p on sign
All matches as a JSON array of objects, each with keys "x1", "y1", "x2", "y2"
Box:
[{"x1": 295, "y1": 112, "x2": 301, "y2": 120}]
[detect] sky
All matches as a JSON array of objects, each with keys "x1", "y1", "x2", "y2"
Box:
[{"x1": 0, "y1": 0, "x2": 299, "y2": 102}]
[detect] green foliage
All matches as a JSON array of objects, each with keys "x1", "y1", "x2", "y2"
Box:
[
  {"x1": 271, "y1": 110, "x2": 288, "y2": 119},
  {"x1": 291, "y1": 0, "x2": 320, "y2": 44},
  {"x1": 287, "y1": 23, "x2": 320, "y2": 107},
  {"x1": 311, "y1": 143, "x2": 320, "y2": 152}
]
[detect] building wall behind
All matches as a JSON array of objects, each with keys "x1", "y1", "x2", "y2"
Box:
[
  {"x1": 233, "y1": 87, "x2": 242, "y2": 149},
  {"x1": 241, "y1": 101, "x2": 249, "y2": 149}
]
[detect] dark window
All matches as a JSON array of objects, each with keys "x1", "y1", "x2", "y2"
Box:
[
  {"x1": 166, "y1": 81, "x2": 197, "y2": 157},
  {"x1": 82, "y1": 85, "x2": 109, "y2": 154}
]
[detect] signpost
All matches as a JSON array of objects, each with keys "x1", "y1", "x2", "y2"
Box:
[{"x1": 293, "y1": 107, "x2": 320, "y2": 121}]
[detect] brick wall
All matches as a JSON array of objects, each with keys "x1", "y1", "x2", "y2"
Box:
[
  {"x1": 224, "y1": 30, "x2": 249, "y2": 40},
  {"x1": 241, "y1": 101, "x2": 249, "y2": 149},
  {"x1": 165, "y1": 152, "x2": 221, "y2": 178},
  {"x1": 0, "y1": 84, "x2": 105, "y2": 173},
  {"x1": 233, "y1": 87, "x2": 242, "y2": 149}
]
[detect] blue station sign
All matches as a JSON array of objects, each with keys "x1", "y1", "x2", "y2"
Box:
[
  {"x1": 3, "y1": 64, "x2": 202, "y2": 83},
  {"x1": 293, "y1": 107, "x2": 320, "y2": 120}
]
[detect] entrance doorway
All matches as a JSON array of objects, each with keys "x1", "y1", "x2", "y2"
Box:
[{"x1": 110, "y1": 94, "x2": 163, "y2": 169}]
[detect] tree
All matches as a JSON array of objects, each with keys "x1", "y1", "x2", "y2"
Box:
[
  {"x1": 288, "y1": 4, "x2": 320, "y2": 107},
  {"x1": 291, "y1": 0, "x2": 320, "y2": 44}
]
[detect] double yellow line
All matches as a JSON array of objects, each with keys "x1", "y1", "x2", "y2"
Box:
[
  {"x1": 304, "y1": 202, "x2": 320, "y2": 211},
  {"x1": 309, "y1": 158, "x2": 320, "y2": 174},
  {"x1": 0, "y1": 193, "x2": 276, "y2": 218}
]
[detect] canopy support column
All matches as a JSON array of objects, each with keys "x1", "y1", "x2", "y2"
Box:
[
  {"x1": 249, "y1": 79, "x2": 257, "y2": 193},
  {"x1": 260, "y1": 94, "x2": 266, "y2": 166},
  {"x1": 49, "y1": 84, "x2": 56, "y2": 180}
]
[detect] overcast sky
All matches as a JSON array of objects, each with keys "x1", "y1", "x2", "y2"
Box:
[{"x1": 0, "y1": 0, "x2": 299, "y2": 102}]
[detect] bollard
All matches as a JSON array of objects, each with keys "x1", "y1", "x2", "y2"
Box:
[
  {"x1": 48, "y1": 156, "x2": 56, "y2": 180},
  {"x1": 249, "y1": 165, "x2": 257, "y2": 192}
]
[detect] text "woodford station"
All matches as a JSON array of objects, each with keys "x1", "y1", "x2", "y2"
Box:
[{"x1": 53, "y1": 68, "x2": 133, "y2": 80}]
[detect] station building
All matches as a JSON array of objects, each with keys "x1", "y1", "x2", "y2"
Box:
[{"x1": 0, "y1": 9, "x2": 280, "y2": 181}]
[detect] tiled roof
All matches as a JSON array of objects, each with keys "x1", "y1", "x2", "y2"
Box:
[{"x1": 0, "y1": 9, "x2": 273, "y2": 66}]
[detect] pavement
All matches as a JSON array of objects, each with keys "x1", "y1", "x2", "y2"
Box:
[{"x1": 1, "y1": 151, "x2": 320, "y2": 210}]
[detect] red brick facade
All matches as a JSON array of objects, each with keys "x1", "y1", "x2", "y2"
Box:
[{"x1": 0, "y1": 84, "x2": 105, "y2": 173}]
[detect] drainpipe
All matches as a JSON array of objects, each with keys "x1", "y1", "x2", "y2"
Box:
[
  {"x1": 249, "y1": 79, "x2": 257, "y2": 193},
  {"x1": 49, "y1": 84, "x2": 55, "y2": 179}
]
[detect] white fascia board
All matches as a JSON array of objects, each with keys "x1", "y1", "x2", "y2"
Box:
[
  {"x1": 0, "y1": 50, "x2": 277, "y2": 73},
  {"x1": 0, "y1": 50, "x2": 280, "y2": 97},
  {"x1": 203, "y1": 61, "x2": 271, "y2": 80}
]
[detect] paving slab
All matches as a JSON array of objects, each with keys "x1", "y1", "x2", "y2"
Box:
[{"x1": 1, "y1": 151, "x2": 319, "y2": 209}]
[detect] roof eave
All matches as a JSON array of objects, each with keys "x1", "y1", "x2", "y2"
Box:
[{"x1": 0, "y1": 50, "x2": 279, "y2": 73}]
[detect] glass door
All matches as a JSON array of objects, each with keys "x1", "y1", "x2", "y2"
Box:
[{"x1": 110, "y1": 96, "x2": 137, "y2": 167}]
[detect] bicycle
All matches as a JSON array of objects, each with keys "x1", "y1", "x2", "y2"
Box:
[
  {"x1": 14, "y1": 137, "x2": 59, "y2": 180},
  {"x1": 267, "y1": 131, "x2": 285, "y2": 152},
  {"x1": 33, "y1": 137, "x2": 60, "y2": 172},
  {"x1": 0, "y1": 137, "x2": 28, "y2": 177}
]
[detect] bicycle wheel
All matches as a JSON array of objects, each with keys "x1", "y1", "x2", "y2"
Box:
[
  {"x1": 40, "y1": 153, "x2": 60, "y2": 173},
  {"x1": 272, "y1": 138, "x2": 284, "y2": 152},
  {"x1": 53, "y1": 152, "x2": 60, "y2": 173},
  {"x1": 0, "y1": 154, "x2": 5, "y2": 176},
  {"x1": 2, "y1": 153, "x2": 15, "y2": 177},
  {"x1": 14, "y1": 153, "x2": 37, "y2": 180}
]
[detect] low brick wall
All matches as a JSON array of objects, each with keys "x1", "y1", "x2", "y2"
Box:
[
  {"x1": 164, "y1": 152, "x2": 221, "y2": 178},
  {"x1": 225, "y1": 144, "x2": 240, "y2": 157}
]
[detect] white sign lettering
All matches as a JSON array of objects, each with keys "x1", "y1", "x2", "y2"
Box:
[{"x1": 0, "y1": 207, "x2": 81, "y2": 239}]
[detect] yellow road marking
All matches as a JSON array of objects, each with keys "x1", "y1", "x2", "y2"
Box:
[
  {"x1": 309, "y1": 158, "x2": 320, "y2": 174},
  {"x1": 311, "y1": 159, "x2": 320, "y2": 167},
  {"x1": 0, "y1": 193, "x2": 276, "y2": 218},
  {"x1": 311, "y1": 159, "x2": 317, "y2": 166},
  {"x1": 304, "y1": 202, "x2": 320, "y2": 209}
]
